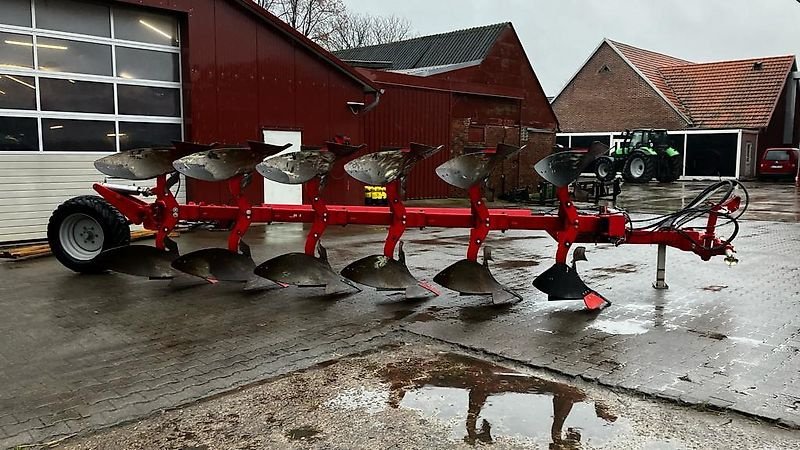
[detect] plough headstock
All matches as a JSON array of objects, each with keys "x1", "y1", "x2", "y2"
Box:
[{"x1": 68, "y1": 138, "x2": 745, "y2": 311}]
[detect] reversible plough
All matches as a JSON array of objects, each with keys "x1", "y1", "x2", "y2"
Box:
[{"x1": 47, "y1": 138, "x2": 744, "y2": 310}]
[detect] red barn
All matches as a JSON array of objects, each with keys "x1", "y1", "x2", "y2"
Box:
[
  {"x1": 0, "y1": 0, "x2": 380, "y2": 242},
  {"x1": 336, "y1": 23, "x2": 559, "y2": 199}
]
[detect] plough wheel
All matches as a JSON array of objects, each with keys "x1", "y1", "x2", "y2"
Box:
[{"x1": 47, "y1": 195, "x2": 130, "y2": 274}]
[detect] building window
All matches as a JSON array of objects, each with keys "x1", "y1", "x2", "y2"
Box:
[
  {"x1": 685, "y1": 133, "x2": 738, "y2": 177},
  {"x1": 0, "y1": 116, "x2": 38, "y2": 151},
  {"x1": 570, "y1": 135, "x2": 611, "y2": 149},
  {"x1": 0, "y1": 0, "x2": 183, "y2": 153},
  {"x1": 0, "y1": 0, "x2": 33, "y2": 28}
]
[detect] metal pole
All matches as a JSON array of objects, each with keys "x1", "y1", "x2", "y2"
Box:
[{"x1": 653, "y1": 243, "x2": 669, "y2": 289}]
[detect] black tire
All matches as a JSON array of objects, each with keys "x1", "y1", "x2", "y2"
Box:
[
  {"x1": 622, "y1": 152, "x2": 654, "y2": 183},
  {"x1": 656, "y1": 155, "x2": 682, "y2": 182},
  {"x1": 594, "y1": 156, "x2": 616, "y2": 182},
  {"x1": 47, "y1": 195, "x2": 131, "y2": 273}
]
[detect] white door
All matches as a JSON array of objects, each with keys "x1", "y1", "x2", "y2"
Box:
[{"x1": 262, "y1": 130, "x2": 302, "y2": 205}]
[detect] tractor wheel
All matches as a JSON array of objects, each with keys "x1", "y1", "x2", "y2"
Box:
[
  {"x1": 47, "y1": 195, "x2": 131, "y2": 273},
  {"x1": 622, "y1": 152, "x2": 654, "y2": 183},
  {"x1": 656, "y1": 155, "x2": 682, "y2": 183},
  {"x1": 594, "y1": 156, "x2": 616, "y2": 182}
]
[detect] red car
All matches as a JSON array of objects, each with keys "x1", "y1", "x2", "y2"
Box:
[{"x1": 758, "y1": 147, "x2": 799, "y2": 180}]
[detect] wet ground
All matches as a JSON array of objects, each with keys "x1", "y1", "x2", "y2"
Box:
[
  {"x1": 1, "y1": 180, "x2": 799, "y2": 449},
  {"x1": 60, "y1": 345, "x2": 800, "y2": 450}
]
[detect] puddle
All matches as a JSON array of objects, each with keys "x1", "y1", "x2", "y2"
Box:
[
  {"x1": 285, "y1": 425, "x2": 321, "y2": 441},
  {"x1": 593, "y1": 264, "x2": 638, "y2": 274},
  {"x1": 588, "y1": 319, "x2": 650, "y2": 335},
  {"x1": 688, "y1": 329, "x2": 727, "y2": 340},
  {"x1": 378, "y1": 353, "x2": 628, "y2": 447},
  {"x1": 459, "y1": 303, "x2": 516, "y2": 324},
  {"x1": 703, "y1": 285, "x2": 728, "y2": 292}
]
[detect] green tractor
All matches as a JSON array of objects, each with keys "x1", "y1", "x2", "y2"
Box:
[{"x1": 593, "y1": 129, "x2": 682, "y2": 183}]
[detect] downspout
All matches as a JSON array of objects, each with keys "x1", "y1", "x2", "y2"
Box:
[
  {"x1": 349, "y1": 89, "x2": 383, "y2": 115},
  {"x1": 784, "y1": 71, "x2": 799, "y2": 144}
]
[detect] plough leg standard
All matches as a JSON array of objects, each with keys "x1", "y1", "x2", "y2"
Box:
[{"x1": 48, "y1": 138, "x2": 744, "y2": 310}]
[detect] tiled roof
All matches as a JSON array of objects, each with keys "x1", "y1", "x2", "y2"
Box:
[
  {"x1": 608, "y1": 40, "x2": 694, "y2": 118},
  {"x1": 607, "y1": 40, "x2": 796, "y2": 129},
  {"x1": 334, "y1": 23, "x2": 508, "y2": 72},
  {"x1": 659, "y1": 55, "x2": 796, "y2": 129}
]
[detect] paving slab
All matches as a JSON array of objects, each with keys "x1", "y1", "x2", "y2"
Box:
[{"x1": 0, "y1": 180, "x2": 798, "y2": 447}]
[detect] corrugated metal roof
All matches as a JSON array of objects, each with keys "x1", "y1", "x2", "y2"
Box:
[{"x1": 334, "y1": 22, "x2": 509, "y2": 71}]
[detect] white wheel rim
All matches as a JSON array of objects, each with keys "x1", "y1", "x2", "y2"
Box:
[
  {"x1": 59, "y1": 213, "x2": 105, "y2": 260},
  {"x1": 630, "y1": 158, "x2": 645, "y2": 178},
  {"x1": 598, "y1": 164, "x2": 609, "y2": 178}
]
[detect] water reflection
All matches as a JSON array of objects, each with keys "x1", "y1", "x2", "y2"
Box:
[{"x1": 380, "y1": 353, "x2": 623, "y2": 448}]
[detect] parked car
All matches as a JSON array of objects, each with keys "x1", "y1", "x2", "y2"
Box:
[{"x1": 758, "y1": 147, "x2": 799, "y2": 180}]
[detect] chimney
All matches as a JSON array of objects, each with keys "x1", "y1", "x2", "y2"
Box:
[{"x1": 753, "y1": 61, "x2": 763, "y2": 71}]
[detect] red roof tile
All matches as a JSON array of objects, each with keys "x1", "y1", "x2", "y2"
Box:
[
  {"x1": 609, "y1": 40, "x2": 694, "y2": 118},
  {"x1": 659, "y1": 55, "x2": 795, "y2": 129},
  {"x1": 607, "y1": 40, "x2": 796, "y2": 129}
]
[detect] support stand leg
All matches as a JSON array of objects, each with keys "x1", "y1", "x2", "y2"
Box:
[{"x1": 653, "y1": 243, "x2": 669, "y2": 290}]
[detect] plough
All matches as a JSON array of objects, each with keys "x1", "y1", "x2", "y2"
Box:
[{"x1": 47, "y1": 137, "x2": 744, "y2": 310}]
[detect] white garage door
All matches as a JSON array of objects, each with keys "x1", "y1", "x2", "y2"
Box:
[{"x1": 0, "y1": 0, "x2": 184, "y2": 243}]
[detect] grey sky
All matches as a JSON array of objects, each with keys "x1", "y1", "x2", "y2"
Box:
[{"x1": 343, "y1": 0, "x2": 800, "y2": 96}]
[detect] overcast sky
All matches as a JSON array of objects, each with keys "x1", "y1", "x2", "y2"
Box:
[{"x1": 343, "y1": 0, "x2": 800, "y2": 96}]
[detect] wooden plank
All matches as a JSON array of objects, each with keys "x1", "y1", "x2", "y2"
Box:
[{"x1": 0, "y1": 229, "x2": 176, "y2": 260}]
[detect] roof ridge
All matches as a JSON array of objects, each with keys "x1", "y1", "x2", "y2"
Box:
[
  {"x1": 338, "y1": 22, "x2": 510, "y2": 52},
  {"x1": 606, "y1": 39, "x2": 693, "y2": 65},
  {"x1": 661, "y1": 54, "x2": 796, "y2": 71}
]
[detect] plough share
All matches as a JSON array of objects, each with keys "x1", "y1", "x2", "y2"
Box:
[{"x1": 48, "y1": 138, "x2": 744, "y2": 311}]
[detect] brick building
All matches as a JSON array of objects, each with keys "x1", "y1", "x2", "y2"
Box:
[
  {"x1": 552, "y1": 39, "x2": 800, "y2": 179},
  {"x1": 336, "y1": 23, "x2": 558, "y2": 199}
]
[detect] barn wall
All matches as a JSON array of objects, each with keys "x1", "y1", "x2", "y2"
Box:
[
  {"x1": 125, "y1": 0, "x2": 371, "y2": 206},
  {"x1": 431, "y1": 27, "x2": 557, "y2": 130},
  {"x1": 362, "y1": 84, "x2": 453, "y2": 199}
]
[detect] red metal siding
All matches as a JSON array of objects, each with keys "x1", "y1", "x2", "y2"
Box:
[
  {"x1": 431, "y1": 27, "x2": 557, "y2": 130},
  {"x1": 363, "y1": 85, "x2": 452, "y2": 199},
  {"x1": 116, "y1": 0, "x2": 371, "y2": 205}
]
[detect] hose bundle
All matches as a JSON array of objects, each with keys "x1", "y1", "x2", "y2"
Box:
[{"x1": 625, "y1": 180, "x2": 749, "y2": 251}]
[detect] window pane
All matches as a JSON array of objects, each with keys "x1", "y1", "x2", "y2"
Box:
[
  {"x1": 42, "y1": 119, "x2": 115, "y2": 152},
  {"x1": 40, "y1": 78, "x2": 114, "y2": 113},
  {"x1": 116, "y1": 47, "x2": 179, "y2": 81},
  {"x1": 0, "y1": 74, "x2": 36, "y2": 110},
  {"x1": 119, "y1": 122, "x2": 181, "y2": 151},
  {"x1": 114, "y1": 6, "x2": 178, "y2": 46},
  {"x1": 0, "y1": 32, "x2": 34, "y2": 70},
  {"x1": 0, "y1": 0, "x2": 32, "y2": 27},
  {"x1": 37, "y1": 37, "x2": 112, "y2": 76},
  {"x1": 35, "y1": 0, "x2": 110, "y2": 37},
  {"x1": 118, "y1": 85, "x2": 180, "y2": 117},
  {"x1": 0, "y1": 117, "x2": 38, "y2": 151}
]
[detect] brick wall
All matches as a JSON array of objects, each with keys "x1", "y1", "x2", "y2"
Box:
[
  {"x1": 451, "y1": 118, "x2": 552, "y2": 199},
  {"x1": 552, "y1": 42, "x2": 689, "y2": 132}
]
